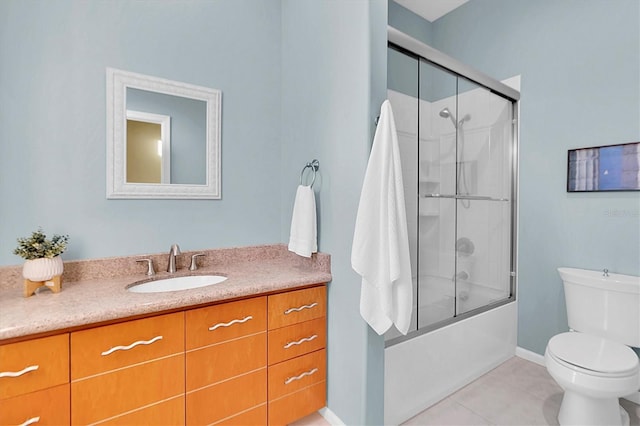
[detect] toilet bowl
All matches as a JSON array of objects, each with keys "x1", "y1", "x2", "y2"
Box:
[
  {"x1": 545, "y1": 332, "x2": 639, "y2": 426},
  {"x1": 546, "y1": 268, "x2": 640, "y2": 426}
]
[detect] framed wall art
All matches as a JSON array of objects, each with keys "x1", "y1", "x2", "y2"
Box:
[{"x1": 567, "y1": 142, "x2": 640, "y2": 192}]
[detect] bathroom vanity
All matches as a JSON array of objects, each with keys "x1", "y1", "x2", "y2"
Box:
[{"x1": 0, "y1": 244, "x2": 330, "y2": 426}]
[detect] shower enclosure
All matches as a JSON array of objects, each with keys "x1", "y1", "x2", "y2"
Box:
[
  {"x1": 384, "y1": 28, "x2": 520, "y2": 425},
  {"x1": 385, "y1": 40, "x2": 517, "y2": 343}
]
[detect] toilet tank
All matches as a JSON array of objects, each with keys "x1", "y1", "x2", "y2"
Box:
[{"x1": 558, "y1": 267, "x2": 640, "y2": 347}]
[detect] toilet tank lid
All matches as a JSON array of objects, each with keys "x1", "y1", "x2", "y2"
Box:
[
  {"x1": 548, "y1": 332, "x2": 639, "y2": 375},
  {"x1": 557, "y1": 267, "x2": 640, "y2": 293}
]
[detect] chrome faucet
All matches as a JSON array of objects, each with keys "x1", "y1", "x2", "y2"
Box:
[
  {"x1": 603, "y1": 268, "x2": 609, "y2": 277},
  {"x1": 167, "y1": 244, "x2": 182, "y2": 273}
]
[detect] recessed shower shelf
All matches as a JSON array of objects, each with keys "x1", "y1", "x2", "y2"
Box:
[{"x1": 423, "y1": 194, "x2": 510, "y2": 202}]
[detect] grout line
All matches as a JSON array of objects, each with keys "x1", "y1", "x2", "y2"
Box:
[{"x1": 450, "y1": 399, "x2": 495, "y2": 426}]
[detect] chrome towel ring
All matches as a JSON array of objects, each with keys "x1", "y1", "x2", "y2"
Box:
[{"x1": 299, "y1": 159, "x2": 320, "y2": 187}]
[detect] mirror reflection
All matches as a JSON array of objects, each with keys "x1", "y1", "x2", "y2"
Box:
[
  {"x1": 126, "y1": 110, "x2": 170, "y2": 184},
  {"x1": 126, "y1": 88, "x2": 206, "y2": 185}
]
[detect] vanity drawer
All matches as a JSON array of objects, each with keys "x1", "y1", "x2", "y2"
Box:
[
  {"x1": 268, "y1": 317, "x2": 326, "y2": 365},
  {"x1": 186, "y1": 368, "x2": 267, "y2": 425},
  {"x1": 186, "y1": 296, "x2": 266, "y2": 350},
  {"x1": 186, "y1": 332, "x2": 266, "y2": 391},
  {"x1": 0, "y1": 383, "x2": 70, "y2": 426},
  {"x1": 70, "y1": 312, "x2": 184, "y2": 379},
  {"x1": 71, "y1": 353, "x2": 184, "y2": 425},
  {"x1": 268, "y1": 381, "x2": 325, "y2": 426},
  {"x1": 0, "y1": 334, "x2": 69, "y2": 399},
  {"x1": 268, "y1": 286, "x2": 326, "y2": 330},
  {"x1": 268, "y1": 349, "x2": 326, "y2": 401}
]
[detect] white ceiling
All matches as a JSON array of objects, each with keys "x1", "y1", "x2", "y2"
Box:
[{"x1": 394, "y1": 0, "x2": 469, "y2": 22}]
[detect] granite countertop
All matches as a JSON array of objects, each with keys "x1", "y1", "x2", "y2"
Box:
[{"x1": 0, "y1": 244, "x2": 331, "y2": 342}]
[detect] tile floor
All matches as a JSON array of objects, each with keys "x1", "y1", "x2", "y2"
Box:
[{"x1": 293, "y1": 356, "x2": 640, "y2": 426}]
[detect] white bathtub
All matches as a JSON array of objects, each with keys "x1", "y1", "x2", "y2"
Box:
[{"x1": 384, "y1": 299, "x2": 517, "y2": 425}]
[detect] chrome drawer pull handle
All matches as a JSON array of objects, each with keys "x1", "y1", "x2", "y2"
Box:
[
  {"x1": 285, "y1": 368, "x2": 318, "y2": 385},
  {"x1": 208, "y1": 315, "x2": 253, "y2": 331},
  {"x1": 283, "y1": 334, "x2": 318, "y2": 349},
  {"x1": 101, "y1": 335, "x2": 163, "y2": 356},
  {"x1": 19, "y1": 417, "x2": 40, "y2": 426},
  {"x1": 0, "y1": 365, "x2": 39, "y2": 378},
  {"x1": 284, "y1": 302, "x2": 318, "y2": 315}
]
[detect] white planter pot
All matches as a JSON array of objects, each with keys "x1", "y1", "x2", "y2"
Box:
[{"x1": 22, "y1": 256, "x2": 64, "y2": 282}]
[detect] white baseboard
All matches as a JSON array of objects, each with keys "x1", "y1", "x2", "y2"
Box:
[
  {"x1": 515, "y1": 346, "x2": 545, "y2": 366},
  {"x1": 319, "y1": 407, "x2": 346, "y2": 426},
  {"x1": 516, "y1": 346, "x2": 640, "y2": 405}
]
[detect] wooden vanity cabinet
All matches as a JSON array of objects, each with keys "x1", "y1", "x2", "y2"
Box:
[
  {"x1": 0, "y1": 284, "x2": 327, "y2": 426},
  {"x1": 70, "y1": 312, "x2": 185, "y2": 425},
  {"x1": 185, "y1": 296, "x2": 268, "y2": 425},
  {"x1": 267, "y1": 286, "x2": 327, "y2": 426},
  {"x1": 0, "y1": 334, "x2": 70, "y2": 425}
]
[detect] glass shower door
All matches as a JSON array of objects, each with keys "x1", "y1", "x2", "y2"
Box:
[
  {"x1": 417, "y1": 59, "x2": 457, "y2": 329},
  {"x1": 455, "y1": 79, "x2": 514, "y2": 314}
]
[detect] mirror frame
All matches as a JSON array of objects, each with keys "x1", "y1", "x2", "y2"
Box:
[{"x1": 106, "y1": 68, "x2": 221, "y2": 199}]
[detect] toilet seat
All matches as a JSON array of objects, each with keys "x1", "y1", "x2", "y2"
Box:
[{"x1": 547, "y1": 332, "x2": 639, "y2": 378}]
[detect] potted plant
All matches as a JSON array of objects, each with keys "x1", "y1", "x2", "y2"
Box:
[{"x1": 14, "y1": 228, "x2": 69, "y2": 282}]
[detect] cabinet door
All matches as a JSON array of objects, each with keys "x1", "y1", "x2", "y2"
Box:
[
  {"x1": 96, "y1": 396, "x2": 184, "y2": 426},
  {"x1": 268, "y1": 382, "x2": 325, "y2": 426},
  {"x1": 70, "y1": 312, "x2": 184, "y2": 380},
  {"x1": 0, "y1": 383, "x2": 69, "y2": 426},
  {"x1": 0, "y1": 334, "x2": 69, "y2": 399},
  {"x1": 186, "y1": 368, "x2": 267, "y2": 426},
  {"x1": 268, "y1": 349, "x2": 326, "y2": 401},
  {"x1": 186, "y1": 296, "x2": 266, "y2": 350},
  {"x1": 186, "y1": 332, "x2": 266, "y2": 392},
  {"x1": 268, "y1": 286, "x2": 326, "y2": 330},
  {"x1": 71, "y1": 354, "x2": 184, "y2": 425},
  {"x1": 268, "y1": 317, "x2": 326, "y2": 365},
  {"x1": 70, "y1": 312, "x2": 185, "y2": 425}
]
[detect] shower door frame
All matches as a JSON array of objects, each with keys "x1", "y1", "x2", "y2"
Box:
[{"x1": 386, "y1": 27, "x2": 520, "y2": 347}]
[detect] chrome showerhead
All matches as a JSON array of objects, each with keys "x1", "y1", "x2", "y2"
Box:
[
  {"x1": 439, "y1": 107, "x2": 457, "y2": 127},
  {"x1": 439, "y1": 107, "x2": 452, "y2": 118},
  {"x1": 439, "y1": 107, "x2": 471, "y2": 127}
]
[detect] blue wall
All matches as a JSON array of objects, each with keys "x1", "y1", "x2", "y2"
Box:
[
  {"x1": 0, "y1": 0, "x2": 282, "y2": 264},
  {"x1": 390, "y1": 0, "x2": 640, "y2": 355},
  {"x1": 281, "y1": 2, "x2": 387, "y2": 423}
]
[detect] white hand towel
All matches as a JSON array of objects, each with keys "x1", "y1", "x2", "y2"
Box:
[
  {"x1": 288, "y1": 185, "x2": 317, "y2": 258},
  {"x1": 351, "y1": 100, "x2": 413, "y2": 335}
]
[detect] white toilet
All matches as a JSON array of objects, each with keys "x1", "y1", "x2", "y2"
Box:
[{"x1": 545, "y1": 267, "x2": 640, "y2": 426}]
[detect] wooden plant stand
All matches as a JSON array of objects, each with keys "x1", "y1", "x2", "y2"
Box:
[{"x1": 24, "y1": 275, "x2": 62, "y2": 297}]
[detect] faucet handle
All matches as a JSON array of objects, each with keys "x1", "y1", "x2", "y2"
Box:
[
  {"x1": 189, "y1": 253, "x2": 206, "y2": 271},
  {"x1": 136, "y1": 258, "x2": 156, "y2": 276}
]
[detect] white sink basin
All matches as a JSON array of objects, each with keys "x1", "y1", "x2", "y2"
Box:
[{"x1": 128, "y1": 275, "x2": 227, "y2": 293}]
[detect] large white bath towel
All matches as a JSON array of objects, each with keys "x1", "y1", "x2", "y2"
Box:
[
  {"x1": 288, "y1": 184, "x2": 317, "y2": 258},
  {"x1": 351, "y1": 100, "x2": 413, "y2": 335}
]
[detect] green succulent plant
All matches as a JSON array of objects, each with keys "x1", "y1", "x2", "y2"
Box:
[{"x1": 13, "y1": 228, "x2": 69, "y2": 260}]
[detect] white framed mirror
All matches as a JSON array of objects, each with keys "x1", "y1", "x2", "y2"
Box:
[{"x1": 106, "y1": 68, "x2": 221, "y2": 199}]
